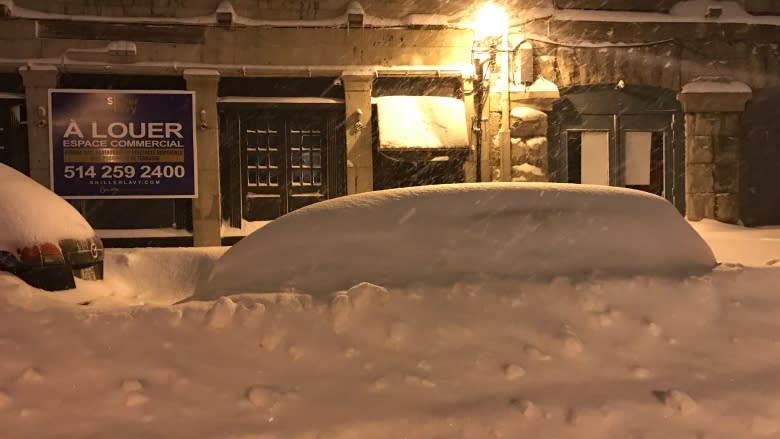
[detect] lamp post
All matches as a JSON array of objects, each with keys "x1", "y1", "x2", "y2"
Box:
[
  {"x1": 472, "y1": 3, "x2": 510, "y2": 182},
  {"x1": 498, "y1": 26, "x2": 511, "y2": 182}
]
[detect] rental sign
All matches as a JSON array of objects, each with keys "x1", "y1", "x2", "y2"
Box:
[{"x1": 49, "y1": 90, "x2": 197, "y2": 198}]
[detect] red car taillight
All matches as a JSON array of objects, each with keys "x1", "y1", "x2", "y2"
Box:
[{"x1": 16, "y1": 243, "x2": 66, "y2": 265}]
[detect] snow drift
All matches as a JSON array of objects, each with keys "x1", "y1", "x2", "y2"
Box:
[{"x1": 201, "y1": 183, "x2": 716, "y2": 298}]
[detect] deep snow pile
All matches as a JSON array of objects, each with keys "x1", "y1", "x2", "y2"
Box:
[
  {"x1": 2, "y1": 267, "x2": 780, "y2": 439},
  {"x1": 0, "y1": 163, "x2": 95, "y2": 249},
  {"x1": 202, "y1": 183, "x2": 716, "y2": 298}
]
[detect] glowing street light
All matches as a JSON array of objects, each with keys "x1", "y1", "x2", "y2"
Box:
[{"x1": 472, "y1": 3, "x2": 508, "y2": 41}]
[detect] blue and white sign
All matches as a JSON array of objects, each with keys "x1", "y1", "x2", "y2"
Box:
[{"x1": 49, "y1": 90, "x2": 197, "y2": 198}]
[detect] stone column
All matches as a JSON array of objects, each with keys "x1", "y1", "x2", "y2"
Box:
[
  {"x1": 509, "y1": 106, "x2": 549, "y2": 182},
  {"x1": 506, "y1": 86, "x2": 559, "y2": 183},
  {"x1": 678, "y1": 80, "x2": 752, "y2": 223},
  {"x1": 342, "y1": 71, "x2": 373, "y2": 194},
  {"x1": 184, "y1": 69, "x2": 222, "y2": 247},
  {"x1": 462, "y1": 76, "x2": 477, "y2": 182},
  {"x1": 19, "y1": 65, "x2": 58, "y2": 187}
]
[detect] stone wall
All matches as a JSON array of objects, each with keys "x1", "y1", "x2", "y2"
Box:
[
  {"x1": 553, "y1": 0, "x2": 780, "y2": 15},
  {"x1": 0, "y1": 25, "x2": 472, "y2": 74},
  {"x1": 685, "y1": 113, "x2": 741, "y2": 223},
  {"x1": 16, "y1": 0, "x2": 780, "y2": 18},
  {"x1": 534, "y1": 43, "x2": 682, "y2": 91},
  {"x1": 527, "y1": 23, "x2": 780, "y2": 90}
]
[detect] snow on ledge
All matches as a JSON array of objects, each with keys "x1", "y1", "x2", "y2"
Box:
[
  {"x1": 3, "y1": 0, "x2": 452, "y2": 29},
  {"x1": 670, "y1": 0, "x2": 749, "y2": 19},
  {"x1": 0, "y1": 92, "x2": 24, "y2": 100},
  {"x1": 96, "y1": 228, "x2": 192, "y2": 239},
  {"x1": 218, "y1": 97, "x2": 344, "y2": 104},
  {"x1": 681, "y1": 78, "x2": 752, "y2": 94},
  {"x1": 527, "y1": 77, "x2": 559, "y2": 93},
  {"x1": 512, "y1": 163, "x2": 544, "y2": 176}
]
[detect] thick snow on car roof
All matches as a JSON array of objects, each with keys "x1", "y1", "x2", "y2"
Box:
[
  {"x1": 0, "y1": 163, "x2": 95, "y2": 250},
  {"x1": 201, "y1": 183, "x2": 716, "y2": 299}
]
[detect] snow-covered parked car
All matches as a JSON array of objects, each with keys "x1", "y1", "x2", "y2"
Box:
[
  {"x1": 0, "y1": 163, "x2": 104, "y2": 291},
  {"x1": 201, "y1": 183, "x2": 716, "y2": 298}
]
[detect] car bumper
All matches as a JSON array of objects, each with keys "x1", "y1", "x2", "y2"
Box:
[
  {"x1": 13, "y1": 264, "x2": 77, "y2": 291},
  {"x1": 59, "y1": 237, "x2": 105, "y2": 281}
]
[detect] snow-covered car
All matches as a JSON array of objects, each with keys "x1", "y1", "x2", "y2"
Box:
[
  {"x1": 201, "y1": 182, "x2": 717, "y2": 298},
  {"x1": 0, "y1": 163, "x2": 104, "y2": 291}
]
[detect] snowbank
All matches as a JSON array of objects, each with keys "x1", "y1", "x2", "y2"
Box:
[
  {"x1": 200, "y1": 183, "x2": 716, "y2": 299},
  {"x1": 0, "y1": 164, "x2": 95, "y2": 250},
  {"x1": 4, "y1": 266, "x2": 780, "y2": 439}
]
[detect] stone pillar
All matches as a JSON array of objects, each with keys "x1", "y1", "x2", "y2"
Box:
[
  {"x1": 509, "y1": 106, "x2": 549, "y2": 182},
  {"x1": 506, "y1": 84, "x2": 559, "y2": 183},
  {"x1": 462, "y1": 76, "x2": 477, "y2": 182},
  {"x1": 679, "y1": 79, "x2": 752, "y2": 224},
  {"x1": 19, "y1": 65, "x2": 58, "y2": 187},
  {"x1": 342, "y1": 71, "x2": 373, "y2": 194},
  {"x1": 184, "y1": 69, "x2": 222, "y2": 247}
]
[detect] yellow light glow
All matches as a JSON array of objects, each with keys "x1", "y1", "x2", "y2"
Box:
[{"x1": 473, "y1": 3, "x2": 508, "y2": 41}]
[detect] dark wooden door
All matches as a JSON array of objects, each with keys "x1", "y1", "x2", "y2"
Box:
[
  {"x1": 741, "y1": 88, "x2": 780, "y2": 226},
  {"x1": 220, "y1": 105, "x2": 346, "y2": 223}
]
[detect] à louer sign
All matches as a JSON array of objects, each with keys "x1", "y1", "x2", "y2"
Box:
[{"x1": 49, "y1": 90, "x2": 197, "y2": 198}]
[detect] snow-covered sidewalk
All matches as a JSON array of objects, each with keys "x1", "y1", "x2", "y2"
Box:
[
  {"x1": 0, "y1": 221, "x2": 778, "y2": 439},
  {"x1": 690, "y1": 219, "x2": 780, "y2": 267}
]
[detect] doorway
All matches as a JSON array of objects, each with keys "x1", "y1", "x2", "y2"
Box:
[
  {"x1": 741, "y1": 88, "x2": 780, "y2": 226},
  {"x1": 549, "y1": 85, "x2": 683, "y2": 212},
  {"x1": 219, "y1": 105, "x2": 347, "y2": 223}
]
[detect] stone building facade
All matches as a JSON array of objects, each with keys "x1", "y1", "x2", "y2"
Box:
[{"x1": 0, "y1": 0, "x2": 778, "y2": 246}]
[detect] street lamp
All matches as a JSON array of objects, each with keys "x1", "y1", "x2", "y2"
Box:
[
  {"x1": 472, "y1": 3, "x2": 511, "y2": 182},
  {"x1": 473, "y1": 3, "x2": 508, "y2": 41}
]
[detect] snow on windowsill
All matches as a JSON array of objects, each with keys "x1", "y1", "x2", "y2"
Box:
[
  {"x1": 96, "y1": 222, "x2": 270, "y2": 239},
  {"x1": 218, "y1": 97, "x2": 345, "y2": 104},
  {"x1": 96, "y1": 228, "x2": 193, "y2": 239},
  {"x1": 221, "y1": 220, "x2": 271, "y2": 238}
]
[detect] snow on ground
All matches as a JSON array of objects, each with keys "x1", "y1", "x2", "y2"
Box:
[
  {"x1": 690, "y1": 219, "x2": 780, "y2": 268},
  {"x1": 0, "y1": 213, "x2": 779, "y2": 438}
]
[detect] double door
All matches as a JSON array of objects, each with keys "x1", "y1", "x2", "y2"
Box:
[
  {"x1": 551, "y1": 113, "x2": 682, "y2": 210},
  {"x1": 220, "y1": 106, "x2": 346, "y2": 223}
]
